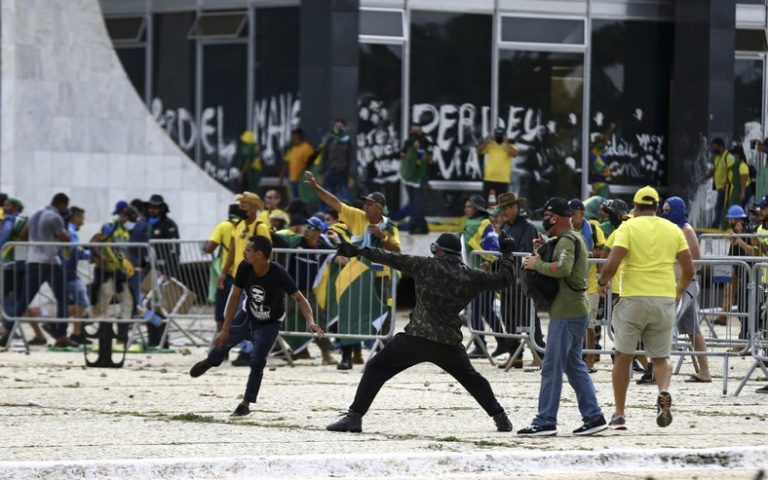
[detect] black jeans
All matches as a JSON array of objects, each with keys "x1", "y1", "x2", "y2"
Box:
[
  {"x1": 349, "y1": 333, "x2": 504, "y2": 417},
  {"x1": 24, "y1": 263, "x2": 68, "y2": 337}
]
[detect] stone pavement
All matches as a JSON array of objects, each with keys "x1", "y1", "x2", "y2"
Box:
[{"x1": 1, "y1": 329, "x2": 767, "y2": 479}]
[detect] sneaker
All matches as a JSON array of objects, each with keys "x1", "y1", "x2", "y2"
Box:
[
  {"x1": 231, "y1": 352, "x2": 250, "y2": 367},
  {"x1": 337, "y1": 357, "x2": 353, "y2": 370},
  {"x1": 517, "y1": 424, "x2": 557, "y2": 436},
  {"x1": 28, "y1": 337, "x2": 47, "y2": 346},
  {"x1": 636, "y1": 371, "x2": 656, "y2": 385},
  {"x1": 755, "y1": 385, "x2": 768, "y2": 394},
  {"x1": 190, "y1": 359, "x2": 213, "y2": 378},
  {"x1": 69, "y1": 334, "x2": 92, "y2": 346},
  {"x1": 609, "y1": 415, "x2": 627, "y2": 430},
  {"x1": 493, "y1": 411, "x2": 513, "y2": 432},
  {"x1": 573, "y1": 416, "x2": 608, "y2": 436},
  {"x1": 229, "y1": 404, "x2": 251, "y2": 419},
  {"x1": 326, "y1": 410, "x2": 362, "y2": 432},
  {"x1": 656, "y1": 391, "x2": 673, "y2": 427}
]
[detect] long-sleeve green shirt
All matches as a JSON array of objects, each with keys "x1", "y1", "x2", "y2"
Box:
[{"x1": 532, "y1": 230, "x2": 589, "y2": 319}]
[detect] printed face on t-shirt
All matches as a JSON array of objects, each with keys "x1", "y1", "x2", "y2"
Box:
[{"x1": 248, "y1": 285, "x2": 271, "y2": 320}]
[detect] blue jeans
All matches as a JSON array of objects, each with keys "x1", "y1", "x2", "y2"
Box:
[
  {"x1": 533, "y1": 315, "x2": 602, "y2": 427},
  {"x1": 404, "y1": 183, "x2": 428, "y2": 232},
  {"x1": 324, "y1": 172, "x2": 352, "y2": 204},
  {"x1": 289, "y1": 180, "x2": 300, "y2": 201},
  {"x1": 207, "y1": 312, "x2": 281, "y2": 403}
]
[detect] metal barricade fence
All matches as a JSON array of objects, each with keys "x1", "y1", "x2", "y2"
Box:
[
  {"x1": 465, "y1": 251, "x2": 543, "y2": 368},
  {"x1": 148, "y1": 239, "x2": 217, "y2": 347},
  {"x1": 1, "y1": 240, "x2": 157, "y2": 357},
  {"x1": 735, "y1": 262, "x2": 768, "y2": 395},
  {"x1": 143, "y1": 241, "x2": 397, "y2": 358},
  {"x1": 699, "y1": 233, "x2": 768, "y2": 257},
  {"x1": 273, "y1": 247, "x2": 397, "y2": 359}
]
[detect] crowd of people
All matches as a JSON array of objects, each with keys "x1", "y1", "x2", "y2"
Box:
[{"x1": 3, "y1": 123, "x2": 768, "y2": 430}]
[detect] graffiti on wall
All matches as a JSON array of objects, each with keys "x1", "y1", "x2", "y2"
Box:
[
  {"x1": 252, "y1": 92, "x2": 301, "y2": 173},
  {"x1": 357, "y1": 97, "x2": 401, "y2": 185},
  {"x1": 150, "y1": 98, "x2": 240, "y2": 184}
]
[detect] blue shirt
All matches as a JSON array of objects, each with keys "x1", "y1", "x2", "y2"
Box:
[
  {"x1": 0, "y1": 214, "x2": 16, "y2": 249},
  {"x1": 61, "y1": 223, "x2": 91, "y2": 281}
]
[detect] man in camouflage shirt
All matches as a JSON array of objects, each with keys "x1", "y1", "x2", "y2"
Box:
[{"x1": 326, "y1": 233, "x2": 517, "y2": 433}]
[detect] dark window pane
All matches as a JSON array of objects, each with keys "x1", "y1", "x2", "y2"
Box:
[
  {"x1": 253, "y1": 7, "x2": 301, "y2": 177},
  {"x1": 501, "y1": 17, "x2": 584, "y2": 44},
  {"x1": 360, "y1": 10, "x2": 403, "y2": 37},
  {"x1": 499, "y1": 50, "x2": 584, "y2": 207},
  {"x1": 105, "y1": 17, "x2": 145, "y2": 42},
  {"x1": 116, "y1": 47, "x2": 145, "y2": 101},
  {"x1": 151, "y1": 12, "x2": 197, "y2": 162},
  {"x1": 202, "y1": 44, "x2": 248, "y2": 189},
  {"x1": 736, "y1": 29, "x2": 767, "y2": 51},
  {"x1": 410, "y1": 11, "x2": 492, "y2": 216},
  {"x1": 189, "y1": 13, "x2": 247, "y2": 38},
  {"x1": 734, "y1": 58, "x2": 764, "y2": 142},
  {"x1": 590, "y1": 20, "x2": 673, "y2": 188},
  {"x1": 358, "y1": 44, "x2": 403, "y2": 212}
]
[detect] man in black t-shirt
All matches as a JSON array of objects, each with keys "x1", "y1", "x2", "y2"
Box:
[{"x1": 189, "y1": 235, "x2": 324, "y2": 418}]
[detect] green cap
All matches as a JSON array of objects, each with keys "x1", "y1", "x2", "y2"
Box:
[{"x1": 7, "y1": 197, "x2": 23, "y2": 210}]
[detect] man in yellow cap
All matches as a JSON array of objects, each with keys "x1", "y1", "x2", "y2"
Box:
[
  {"x1": 597, "y1": 186, "x2": 693, "y2": 431},
  {"x1": 217, "y1": 191, "x2": 272, "y2": 366}
]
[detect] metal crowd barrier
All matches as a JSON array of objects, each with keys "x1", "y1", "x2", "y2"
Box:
[
  {"x1": 0, "y1": 241, "x2": 157, "y2": 365},
  {"x1": 734, "y1": 262, "x2": 768, "y2": 395},
  {"x1": 273, "y1": 247, "x2": 397, "y2": 362},
  {"x1": 699, "y1": 233, "x2": 768, "y2": 257}
]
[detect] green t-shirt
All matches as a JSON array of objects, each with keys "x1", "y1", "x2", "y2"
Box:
[{"x1": 532, "y1": 230, "x2": 589, "y2": 319}]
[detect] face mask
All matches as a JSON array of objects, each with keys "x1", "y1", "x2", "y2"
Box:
[
  {"x1": 494, "y1": 134, "x2": 504, "y2": 144},
  {"x1": 543, "y1": 217, "x2": 556, "y2": 232},
  {"x1": 123, "y1": 221, "x2": 136, "y2": 231},
  {"x1": 148, "y1": 216, "x2": 160, "y2": 226}
]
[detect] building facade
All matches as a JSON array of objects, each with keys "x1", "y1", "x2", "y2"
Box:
[{"x1": 100, "y1": 0, "x2": 768, "y2": 223}]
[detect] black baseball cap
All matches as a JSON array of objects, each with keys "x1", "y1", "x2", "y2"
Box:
[
  {"x1": 360, "y1": 192, "x2": 386, "y2": 208},
  {"x1": 541, "y1": 197, "x2": 573, "y2": 217},
  {"x1": 568, "y1": 199, "x2": 585, "y2": 211}
]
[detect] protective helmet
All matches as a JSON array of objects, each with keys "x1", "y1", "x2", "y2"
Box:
[{"x1": 725, "y1": 205, "x2": 747, "y2": 219}]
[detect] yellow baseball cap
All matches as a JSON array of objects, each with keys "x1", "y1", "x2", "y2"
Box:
[{"x1": 633, "y1": 185, "x2": 660, "y2": 206}]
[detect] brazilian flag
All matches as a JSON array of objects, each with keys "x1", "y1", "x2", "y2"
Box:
[{"x1": 334, "y1": 257, "x2": 388, "y2": 346}]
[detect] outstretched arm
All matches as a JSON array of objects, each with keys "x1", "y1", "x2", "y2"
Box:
[
  {"x1": 304, "y1": 170, "x2": 342, "y2": 212},
  {"x1": 359, "y1": 247, "x2": 427, "y2": 277}
]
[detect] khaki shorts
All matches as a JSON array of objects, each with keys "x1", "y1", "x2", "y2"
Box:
[
  {"x1": 587, "y1": 293, "x2": 599, "y2": 328},
  {"x1": 612, "y1": 296, "x2": 676, "y2": 358}
]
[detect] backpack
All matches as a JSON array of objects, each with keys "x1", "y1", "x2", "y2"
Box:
[{"x1": 520, "y1": 232, "x2": 585, "y2": 312}]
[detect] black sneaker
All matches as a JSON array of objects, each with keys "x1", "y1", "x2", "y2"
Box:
[
  {"x1": 573, "y1": 415, "x2": 608, "y2": 436},
  {"x1": 326, "y1": 410, "x2": 362, "y2": 432},
  {"x1": 69, "y1": 334, "x2": 92, "y2": 346},
  {"x1": 656, "y1": 391, "x2": 673, "y2": 427},
  {"x1": 337, "y1": 357, "x2": 353, "y2": 370},
  {"x1": 231, "y1": 352, "x2": 250, "y2": 367},
  {"x1": 229, "y1": 403, "x2": 251, "y2": 419},
  {"x1": 190, "y1": 359, "x2": 213, "y2": 378},
  {"x1": 517, "y1": 424, "x2": 557, "y2": 436},
  {"x1": 609, "y1": 414, "x2": 627, "y2": 431},
  {"x1": 493, "y1": 411, "x2": 513, "y2": 432},
  {"x1": 755, "y1": 385, "x2": 768, "y2": 394},
  {"x1": 636, "y1": 371, "x2": 656, "y2": 385}
]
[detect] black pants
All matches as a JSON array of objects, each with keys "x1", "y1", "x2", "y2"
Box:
[{"x1": 349, "y1": 333, "x2": 503, "y2": 417}]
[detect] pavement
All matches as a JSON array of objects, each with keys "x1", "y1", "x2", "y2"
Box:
[{"x1": 1, "y1": 315, "x2": 768, "y2": 480}]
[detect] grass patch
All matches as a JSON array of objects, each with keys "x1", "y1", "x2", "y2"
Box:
[
  {"x1": 168, "y1": 412, "x2": 216, "y2": 423},
  {"x1": 436, "y1": 436, "x2": 460, "y2": 442}
]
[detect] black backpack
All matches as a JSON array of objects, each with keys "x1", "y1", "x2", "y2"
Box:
[{"x1": 520, "y1": 232, "x2": 585, "y2": 312}]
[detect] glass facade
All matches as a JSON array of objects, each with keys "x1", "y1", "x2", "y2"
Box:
[
  {"x1": 358, "y1": 43, "x2": 403, "y2": 213},
  {"x1": 499, "y1": 50, "x2": 584, "y2": 207},
  {"x1": 590, "y1": 20, "x2": 673, "y2": 187},
  {"x1": 102, "y1": 1, "x2": 767, "y2": 214}
]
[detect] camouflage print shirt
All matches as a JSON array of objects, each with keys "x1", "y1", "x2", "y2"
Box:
[{"x1": 361, "y1": 248, "x2": 517, "y2": 345}]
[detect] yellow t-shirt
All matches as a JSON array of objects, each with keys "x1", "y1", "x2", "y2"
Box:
[
  {"x1": 586, "y1": 219, "x2": 606, "y2": 294},
  {"x1": 339, "y1": 203, "x2": 401, "y2": 250},
  {"x1": 713, "y1": 151, "x2": 734, "y2": 190},
  {"x1": 604, "y1": 231, "x2": 624, "y2": 296},
  {"x1": 229, "y1": 218, "x2": 272, "y2": 276},
  {"x1": 480, "y1": 142, "x2": 513, "y2": 183},
  {"x1": 257, "y1": 208, "x2": 288, "y2": 226},
  {"x1": 208, "y1": 220, "x2": 235, "y2": 270},
  {"x1": 611, "y1": 216, "x2": 689, "y2": 298},
  {"x1": 284, "y1": 142, "x2": 315, "y2": 182}
]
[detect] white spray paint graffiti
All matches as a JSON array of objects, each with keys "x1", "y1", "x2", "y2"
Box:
[
  {"x1": 357, "y1": 98, "x2": 401, "y2": 184},
  {"x1": 251, "y1": 93, "x2": 301, "y2": 169},
  {"x1": 151, "y1": 98, "x2": 239, "y2": 183}
]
